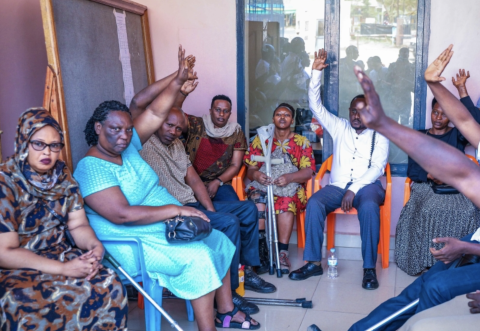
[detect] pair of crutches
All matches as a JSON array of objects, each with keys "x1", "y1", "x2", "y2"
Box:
[{"x1": 251, "y1": 124, "x2": 284, "y2": 278}]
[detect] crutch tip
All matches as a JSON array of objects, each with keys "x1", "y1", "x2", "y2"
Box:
[
  {"x1": 307, "y1": 324, "x2": 321, "y2": 331},
  {"x1": 276, "y1": 270, "x2": 283, "y2": 278},
  {"x1": 302, "y1": 301, "x2": 313, "y2": 309}
]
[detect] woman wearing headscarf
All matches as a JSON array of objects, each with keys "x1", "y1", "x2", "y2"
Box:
[{"x1": 0, "y1": 108, "x2": 128, "y2": 330}]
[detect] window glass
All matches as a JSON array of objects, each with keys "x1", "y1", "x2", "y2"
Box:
[
  {"x1": 245, "y1": 0, "x2": 325, "y2": 161},
  {"x1": 338, "y1": 0, "x2": 418, "y2": 163}
]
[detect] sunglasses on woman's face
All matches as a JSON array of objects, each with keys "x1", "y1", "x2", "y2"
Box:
[{"x1": 29, "y1": 140, "x2": 64, "y2": 153}]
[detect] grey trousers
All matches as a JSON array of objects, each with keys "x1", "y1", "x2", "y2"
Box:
[{"x1": 303, "y1": 181, "x2": 385, "y2": 269}]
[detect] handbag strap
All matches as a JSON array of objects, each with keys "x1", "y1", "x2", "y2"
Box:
[{"x1": 368, "y1": 131, "x2": 376, "y2": 169}]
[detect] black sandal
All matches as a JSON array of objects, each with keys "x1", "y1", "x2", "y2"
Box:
[{"x1": 215, "y1": 306, "x2": 261, "y2": 330}]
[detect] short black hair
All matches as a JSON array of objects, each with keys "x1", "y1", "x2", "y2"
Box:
[
  {"x1": 84, "y1": 100, "x2": 131, "y2": 146},
  {"x1": 431, "y1": 97, "x2": 438, "y2": 110},
  {"x1": 350, "y1": 94, "x2": 365, "y2": 108},
  {"x1": 273, "y1": 103, "x2": 295, "y2": 117},
  {"x1": 211, "y1": 95, "x2": 232, "y2": 109}
]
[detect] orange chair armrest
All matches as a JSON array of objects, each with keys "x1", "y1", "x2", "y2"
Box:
[
  {"x1": 403, "y1": 177, "x2": 412, "y2": 206},
  {"x1": 313, "y1": 157, "x2": 330, "y2": 193},
  {"x1": 466, "y1": 154, "x2": 480, "y2": 166}
]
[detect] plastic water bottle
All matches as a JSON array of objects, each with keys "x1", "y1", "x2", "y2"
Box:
[
  {"x1": 327, "y1": 248, "x2": 338, "y2": 279},
  {"x1": 235, "y1": 264, "x2": 245, "y2": 296}
]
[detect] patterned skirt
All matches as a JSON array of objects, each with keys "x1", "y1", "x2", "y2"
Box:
[
  {"x1": 0, "y1": 247, "x2": 128, "y2": 331},
  {"x1": 247, "y1": 185, "x2": 307, "y2": 216},
  {"x1": 395, "y1": 182, "x2": 480, "y2": 276}
]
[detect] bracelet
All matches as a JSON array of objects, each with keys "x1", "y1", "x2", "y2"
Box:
[{"x1": 180, "y1": 91, "x2": 188, "y2": 97}]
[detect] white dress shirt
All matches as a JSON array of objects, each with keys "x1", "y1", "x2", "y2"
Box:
[{"x1": 308, "y1": 70, "x2": 389, "y2": 194}]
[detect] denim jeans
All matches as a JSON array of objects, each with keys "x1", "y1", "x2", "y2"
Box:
[
  {"x1": 349, "y1": 233, "x2": 480, "y2": 331},
  {"x1": 304, "y1": 181, "x2": 385, "y2": 268},
  {"x1": 212, "y1": 185, "x2": 240, "y2": 202}
]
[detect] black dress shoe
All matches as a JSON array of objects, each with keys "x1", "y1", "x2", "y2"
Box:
[
  {"x1": 289, "y1": 263, "x2": 323, "y2": 281},
  {"x1": 307, "y1": 324, "x2": 322, "y2": 331},
  {"x1": 362, "y1": 268, "x2": 379, "y2": 290},
  {"x1": 244, "y1": 268, "x2": 277, "y2": 293},
  {"x1": 231, "y1": 291, "x2": 259, "y2": 315}
]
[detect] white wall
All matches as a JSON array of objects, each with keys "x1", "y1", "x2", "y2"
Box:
[
  {"x1": 135, "y1": 0, "x2": 238, "y2": 122},
  {"x1": 426, "y1": 0, "x2": 480, "y2": 128}
]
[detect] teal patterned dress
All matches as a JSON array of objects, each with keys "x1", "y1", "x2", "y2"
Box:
[{"x1": 74, "y1": 129, "x2": 235, "y2": 300}]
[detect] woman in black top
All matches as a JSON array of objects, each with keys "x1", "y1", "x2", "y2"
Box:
[{"x1": 396, "y1": 71, "x2": 480, "y2": 276}]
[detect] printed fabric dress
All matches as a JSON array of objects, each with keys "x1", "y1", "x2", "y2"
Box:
[
  {"x1": 0, "y1": 108, "x2": 128, "y2": 331},
  {"x1": 73, "y1": 129, "x2": 235, "y2": 300},
  {"x1": 244, "y1": 133, "x2": 315, "y2": 215}
]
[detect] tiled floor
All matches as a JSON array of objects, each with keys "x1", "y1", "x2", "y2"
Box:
[{"x1": 127, "y1": 244, "x2": 417, "y2": 331}]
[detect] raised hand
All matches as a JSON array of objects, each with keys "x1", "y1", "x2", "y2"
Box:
[
  {"x1": 312, "y1": 48, "x2": 329, "y2": 71},
  {"x1": 424, "y1": 44, "x2": 454, "y2": 83},
  {"x1": 186, "y1": 55, "x2": 198, "y2": 80},
  {"x1": 176, "y1": 45, "x2": 190, "y2": 84},
  {"x1": 353, "y1": 66, "x2": 388, "y2": 131},
  {"x1": 452, "y1": 69, "x2": 470, "y2": 88},
  {"x1": 181, "y1": 79, "x2": 199, "y2": 96}
]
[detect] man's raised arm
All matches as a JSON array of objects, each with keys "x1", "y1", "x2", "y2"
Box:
[{"x1": 308, "y1": 49, "x2": 342, "y2": 137}]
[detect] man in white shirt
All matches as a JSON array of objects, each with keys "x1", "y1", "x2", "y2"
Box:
[{"x1": 289, "y1": 49, "x2": 389, "y2": 290}]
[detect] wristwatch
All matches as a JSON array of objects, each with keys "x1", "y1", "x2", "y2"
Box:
[{"x1": 215, "y1": 178, "x2": 224, "y2": 186}]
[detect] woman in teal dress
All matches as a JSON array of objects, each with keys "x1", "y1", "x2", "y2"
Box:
[{"x1": 74, "y1": 47, "x2": 259, "y2": 330}]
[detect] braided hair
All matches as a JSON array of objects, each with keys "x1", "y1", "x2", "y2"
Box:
[{"x1": 84, "y1": 100, "x2": 131, "y2": 146}]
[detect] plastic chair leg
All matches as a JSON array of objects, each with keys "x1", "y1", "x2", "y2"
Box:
[
  {"x1": 296, "y1": 212, "x2": 306, "y2": 248},
  {"x1": 186, "y1": 300, "x2": 194, "y2": 321},
  {"x1": 143, "y1": 278, "x2": 163, "y2": 331},
  {"x1": 326, "y1": 213, "x2": 336, "y2": 251}
]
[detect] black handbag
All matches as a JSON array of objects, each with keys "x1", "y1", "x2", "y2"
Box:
[
  {"x1": 430, "y1": 182, "x2": 459, "y2": 195},
  {"x1": 165, "y1": 215, "x2": 212, "y2": 243}
]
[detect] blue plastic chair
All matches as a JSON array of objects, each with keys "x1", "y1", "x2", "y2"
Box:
[{"x1": 99, "y1": 236, "x2": 194, "y2": 331}]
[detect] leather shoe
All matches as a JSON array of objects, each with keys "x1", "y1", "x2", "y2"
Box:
[
  {"x1": 307, "y1": 325, "x2": 322, "y2": 331},
  {"x1": 231, "y1": 291, "x2": 259, "y2": 315},
  {"x1": 244, "y1": 268, "x2": 276, "y2": 293},
  {"x1": 362, "y1": 268, "x2": 379, "y2": 290},
  {"x1": 289, "y1": 263, "x2": 323, "y2": 281}
]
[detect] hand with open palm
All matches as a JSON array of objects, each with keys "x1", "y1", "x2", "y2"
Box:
[
  {"x1": 312, "y1": 48, "x2": 329, "y2": 71},
  {"x1": 424, "y1": 44, "x2": 454, "y2": 83}
]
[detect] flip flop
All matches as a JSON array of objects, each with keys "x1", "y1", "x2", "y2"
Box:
[{"x1": 215, "y1": 306, "x2": 261, "y2": 330}]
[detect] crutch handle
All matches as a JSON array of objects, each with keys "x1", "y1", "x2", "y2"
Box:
[{"x1": 104, "y1": 250, "x2": 121, "y2": 269}]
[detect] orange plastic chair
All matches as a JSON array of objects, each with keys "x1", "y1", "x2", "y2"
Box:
[
  {"x1": 403, "y1": 154, "x2": 479, "y2": 207},
  {"x1": 232, "y1": 165, "x2": 313, "y2": 248},
  {"x1": 305, "y1": 155, "x2": 392, "y2": 269}
]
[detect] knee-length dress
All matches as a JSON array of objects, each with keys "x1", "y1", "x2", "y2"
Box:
[
  {"x1": 73, "y1": 130, "x2": 235, "y2": 300},
  {"x1": 0, "y1": 161, "x2": 128, "y2": 331},
  {"x1": 243, "y1": 133, "x2": 315, "y2": 215}
]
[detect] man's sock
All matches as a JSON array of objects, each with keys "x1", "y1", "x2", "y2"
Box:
[
  {"x1": 278, "y1": 242, "x2": 289, "y2": 252},
  {"x1": 309, "y1": 261, "x2": 322, "y2": 266}
]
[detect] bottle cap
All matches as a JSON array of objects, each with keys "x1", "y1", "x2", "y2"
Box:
[{"x1": 330, "y1": 248, "x2": 335, "y2": 253}]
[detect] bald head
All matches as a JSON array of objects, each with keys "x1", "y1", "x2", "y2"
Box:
[{"x1": 156, "y1": 107, "x2": 187, "y2": 146}]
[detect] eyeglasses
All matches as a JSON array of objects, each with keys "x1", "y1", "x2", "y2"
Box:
[
  {"x1": 30, "y1": 140, "x2": 64, "y2": 153},
  {"x1": 213, "y1": 108, "x2": 231, "y2": 115}
]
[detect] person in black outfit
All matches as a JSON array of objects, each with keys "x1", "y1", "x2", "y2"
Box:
[{"x1": 395, "y1": 69, "x2": 480, "y2": 276}]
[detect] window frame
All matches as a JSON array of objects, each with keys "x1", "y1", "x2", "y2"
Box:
[{"x1": 236, "y1": 0, "x2": 431, "y2": 176}]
